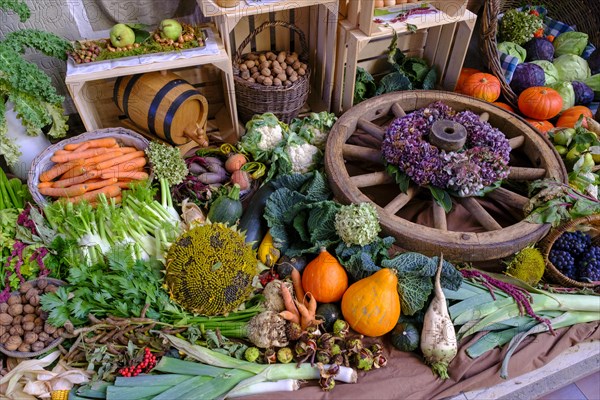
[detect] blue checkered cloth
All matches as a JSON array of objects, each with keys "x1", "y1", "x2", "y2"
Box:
[{"x1": 497, "y1": 6, "x2": 598, "y2": 115}]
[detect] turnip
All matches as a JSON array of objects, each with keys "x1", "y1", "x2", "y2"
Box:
[{"x1": 420, "y1": 254, "x2": 457, "y2": 380}]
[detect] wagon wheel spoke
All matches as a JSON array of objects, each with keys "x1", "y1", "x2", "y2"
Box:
[
  {"x1": 508, "y1": 167, "x2": 547, "y2": 181},
  {"x1": 350, "y1": 171, "x2": 394, "y2": 188},
  {"x1": 479, "y1": 112, "x2": 490, "y2": 122},
  {"x1": 456, "y1": 197, "x2": 502, "y2": 231},
  {"x1": 392, "y1": 103, "x2": 406, "y2": 118},
  {"x1": 509, "y1": 136, "x2": 525, "y2": 149},
  {"x1": 342, "y1": 144, "x2": 384, "y2": 165},
  {"x1": 486, "y1": 187, "x2": 529, "y2": 209},
  {"x1": 432, "y1": 200, "x2": 448, "y2": 231},
  {"x1": 384, "y1": 186, "x2": 419, "y2": 215},
  {"x1": 357, "y1": 118, "x2": 385, "y2": 141}
]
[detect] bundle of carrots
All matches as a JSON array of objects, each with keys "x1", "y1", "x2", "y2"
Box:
[{"x1": 37, "y1": 137, "x2": 149, "y2": 205}]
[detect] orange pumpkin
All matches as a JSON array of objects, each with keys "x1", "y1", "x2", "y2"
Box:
[
  {"x1": 518, "y1": 87, "x2": 563, "y2": 120},
  {"x1": 302, "y1": 248, "x2": 348, "y2": 303},
  {"x1": 461, "y1": 73, "x2": 501, "y2": 102},
  {"x1": 525, "y1": 119, "x2": 554, "y2": 133},
  {"x1": 492, "y1": 102, "x2": 515, "y2": 112},
  {"x1": 455, "y1": 68, "x2": 480, "y2": 94},
  {"x1": 555, "y1": 106, "x2": 594, "y2": 128}
]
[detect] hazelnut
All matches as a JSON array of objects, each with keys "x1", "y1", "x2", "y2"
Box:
[
  {"x1": 7, "y1": 294, "x2": 21, "y2": 306},
  {"x1": 4, "y1": 335, "x2": 22, "y2": 351},
  {"x1": 22, "y1": 321, "x2": 35, "y2": 332},
  {"x1": 17, "y1": 343, "x2": 31, "y2": 353},
  {"x1": 8, "y1": 304, "x2": 23, "y2": 317},
  {"x1": 31, "y1": 341, "x2": 46, "y2": 352},
  {"x1": 24, "y1": 332, "x2": 38, "y2": 344},
  {"x1": 23, "y1": 305, "x2": 35, "y2": 315},
  {"x1": 0, "y1": 313, "x2": 12, "y2": 326}
]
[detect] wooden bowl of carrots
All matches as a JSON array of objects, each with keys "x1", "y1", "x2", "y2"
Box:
[{"x1": 27, "y1": 127, "x2": 151, "y2": 207}]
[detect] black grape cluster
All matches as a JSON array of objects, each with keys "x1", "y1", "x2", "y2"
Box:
[{"x1": 549, "y1": 231, "x2": 599, "y2": 282}]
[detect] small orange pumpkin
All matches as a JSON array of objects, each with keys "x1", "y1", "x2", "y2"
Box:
[
  {"x1": 302, "y1": 248, "x2": 348, "y2": 303},
  {"x1": 518, "y1": 87, "x2": 563, "y2": 120},
  {"x1": 461, "y1": 73, "x2": 501, "y2": 102},
  {"x1": 525, "y1": 119, "x2": 554, "y2": 133},
  {"x1": 341, "y1": 268, "x2": 400, "y2": 337},
  {"x1": 555, "y1": 106, "x2": 594, "y2": 128},
  {"x1": 455, "y1": 68, "x2": 480, "y2": 94},
  {"x1": 492, "y1": 102, "x2": 515, "y2": 112}
]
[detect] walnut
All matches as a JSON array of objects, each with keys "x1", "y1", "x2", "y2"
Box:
[
  {"x1": 12, "y1": 315, "x2": 22, "y2": 326},
  {"x1": 0, "y1": 303, "x2": 8, "y2": 313},
  {"x1": 36, "y1": 279, "x2": 48, "y2": 290},
  {"x1": 7, "y1": 294, "x2": 21, "y2": 305},
  {"x1": 37, "y1": 332, "x2": 49, "y2": 343},
  {"x1": 8, "y1": 304, "x2": 23, "y2": 317},
  {"x1": 33, "y1": 325, "x2": 43, "y2": 334},
  {"x1": 34, "y1": 317, "x2": 44, "y2": 326},
  {"x1": 23, "y1": 305, "x2": 35, "y2": 316},
  {"x1": 21, "y1": 294, "x2": 27, "y2": 304},
  {"x1": 44, "y1": 285, "x2": 58, "y2": 294},
  {"x1": 22, "y1": 321, "x2": 35, "y2": 331},
  {"x1": 19, "y1": 282, "x2": 33, "y2": 294},
  {"x1": 0, "y1": 325, "x2": 7, "y2": 336},
  {"x1": 9, "y1": 325, "x2": 24, "y2": 336},
  {"x1": 4, "y1": 335, "x2": 22, "y2": 351},
  {"x1": 31, "y1": 341, "x2": 45, "y2": 352},
  {"x1": 17, "y1": 343, "x2": 31, "y2": 353},
  {"x1": 0, "y1": 313, "x2": 12, "y2": 326},
  {"x1": 0, "y1": 332, "x2": 10, "y2": 344},
  {"x1": 23, "y1": 332, "x2": 38, "y2": 344},
  {"x1": 52, "y1": 327, "x2": 64, "y2": 338},
  {"x1": 44, "y1": 323, "x2": 57, "y2": 335},
  {"x1": 25, "y1": 288, "x2": 38, "y2": 301},
  {"x1": 28, "y1": 295, "x2": 40, "y2": 307}
]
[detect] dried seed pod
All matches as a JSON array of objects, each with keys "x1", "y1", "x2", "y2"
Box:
[
  {"x1": 22, "y1": 321, "x2": 35, "y2": 332},
  {"x1": 261, "y1": 68, "x2": 272, "y2": 77},
  {"x1": 0, "y1": 313, "x2": 12, "y2": 326},
  {"x1": 19, "y1": 282, "x2": 33, "y2": 294},
  {"x1": 9, "y1": 325, "x2": 24, "y2": 336},
  {"x1": 273, "y1": 78, "x2": 282, "y2": 86},
  {"x1": 8, "y1": 304, "x2": 23, "y2": 317},
  {"x1": 0, "y1": 304, "x2": 8, "y2": 313},
  {"x1": 277, "y1": 73, "x2": 287, "y2": 82},
  {"x1": 0, "y1": 332, "x2": 10, "y2": 344},
  {"x1": 22, "y1": 314, "x2": 35, "y2": 323},
  {"x1": 7, "y1": 294, "x2": 21, "y2": 306},
  {"x1": 31, "y1": 341, "x2": 45, "y2": 352},
  {"x1": 263, "y1": 77, "x2": 273, "y2": 86},
  {"x1": 24, "y1": 332, "x2": 38, "y2": 344},
  {"x1": 17, "y1": 343, "x2": 30, "y2": 353}
]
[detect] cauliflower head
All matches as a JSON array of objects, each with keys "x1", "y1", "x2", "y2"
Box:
[
  {"x1": 239, "y1": 113, "x2": 287, "y2": 162},
  {"x1": 287, "y1": 142, "x2": 320, "y2": 174},
  {"x1": 335, "y1": 202, "x2": 381, "y2": 246}
]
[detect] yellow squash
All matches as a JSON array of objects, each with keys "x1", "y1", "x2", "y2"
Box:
[{"x1": 258, "y1": 230, "x2": 280, "y2": 267}]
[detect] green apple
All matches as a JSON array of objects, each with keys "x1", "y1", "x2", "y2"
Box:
[
  {"x1": 581, "y1": 153, "x2": 595, "y2": 170},
  {"x1": 554, "y1": 144, "x2": 568, "y2": 156},
  {"x1": 565, "y1": 147, "x2": 581, "y2": 167},
  {"x1": 110, "y1": 23, "x2": 135, "y2": 48},
  {"x1": 552, "y1": 128, "x2": 575, "y2": 146},
  {"x1": 160, "y1": 19, "x2": 183, "y2": 40}
]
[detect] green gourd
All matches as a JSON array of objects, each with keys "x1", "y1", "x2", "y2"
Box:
[
  {"x1": 390, "y1": 322, "x2": 420, "y2": 352},
  {"x1": 315, "y1": 303, "x2": 342, "y2": 332},
  {"x1": 207, "y1": 184, "x2": 243, "y2": 226}
]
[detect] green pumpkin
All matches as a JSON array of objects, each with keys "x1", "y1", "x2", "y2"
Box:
[
  {"x1": 208, "y1": 184, "x2": 243, "y2": 226},
  {"x1": 390, "y1": 322, "x2": 420, "y2": 352}
]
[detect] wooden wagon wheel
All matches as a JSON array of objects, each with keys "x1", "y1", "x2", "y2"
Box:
[{"x1": 324, "y1": 91, "x2": 568, "y2": 262}]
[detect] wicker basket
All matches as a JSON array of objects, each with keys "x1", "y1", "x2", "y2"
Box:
[
  {"x1": 233, "y1": 21, "x2": 310, "y2": 124},
  {"x1": 539, "y1": 215, "x2": 600, "y2": 288},
  {"x1": 27, "y1": 127, "x2": 150, "y2": 207},
  {"x1": 481, "y1": 0, "x2": 600, "y2": 109},
  {"x1": 0, "y1": 278, "x2": 66, "y2": 358}
]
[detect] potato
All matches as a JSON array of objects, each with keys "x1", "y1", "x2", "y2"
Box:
[
  {"x1": 23, "y1": 331, "x2": 38, "y2": 344},
  {"x1": 286, "y1": 66, "x2": 295, "y2": 76},
  {"x1": 251, "y1": 66, "x2": 259, "y2": 74},
  {"x1": 239, "y1": 63, "x2": 248, "y2": 72},
  {"x1": 247, "y1": 78, "x2": 255, "y2": 84},
  {"x1": 8, "y1": 304, "x2": 23, "y2": 317},
  {"x1": 0, "y1": 313, "x2": 12, "y2": 326},
  {"x1": 292, "y1": 60, "x2": 301, "y2": 70},
  {"x1": 245, "y1": 60, "x2": 256, "y2": 68},
  {"x1": 261, "y1": 68, "x2": 272, "y2": 77},
  {"x1": 7, "y1": 294, "x2": 21, "y2": 305},
  {"x1": 4, "y1": 335, "x2": 21, "y2": 351},
  {"x1": 241, "y1": 70, "x2": 251, "y2": 79},
  {"x1": 31, "y1": 341, "x2": 45, "y2": 352},
  {"x1": 263, "y1": 77, "x2": 273, "y2": 86},
  {"x1": 298, "y1": 67, "x2": 306, "y2": 76},
  {"x1": 256, "y1": 75, "x2": 265, "y2": 84},
  {"x1": 272, "y1": 67, "x2": 283, "y2": 76},
  {"x1": 277, "y1": 52, "x2": 286, "y2": 63},
  {"x1": 258, "y1": 54, "x2": 267, "y2": 63},
  {"x1": 251, "y1": 71, "x2": 260, "y2": 80},
  {"x1": 273, "y1": 78, "x2": 282, "y2": 86},
  {"x1": 277, "y1": 73, "x2": 287, "y2": 82}
]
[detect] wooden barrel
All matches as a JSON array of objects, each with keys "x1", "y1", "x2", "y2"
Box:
[{"x1": 113, "y1": 71, "x2": 208, "y2": 146}]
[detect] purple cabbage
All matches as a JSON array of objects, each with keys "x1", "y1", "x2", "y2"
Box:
[
  {"x1": 523, "y1": 38, "x2": 555, "y2": 62},
  {"x1": 572, "y1": 81, "x2": 595, "y2": 105},
  {"x1": 589, "y1": 48, "x2": 600, "y2": 75},
  {"x1": 510, "y1": 62, "x2": 546, "y2": 94}
]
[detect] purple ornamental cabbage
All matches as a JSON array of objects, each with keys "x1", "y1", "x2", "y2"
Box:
[
  {"x1": 571, "y1": 81, "x2": 594, "y2": 105},
  {"x1": 588, "y1": 48, "x2": 600, "y2": 75},
  {"x1": 523, "y1": 38, "x2": 555, "y2": 62},
  {"x1": 510, "y1": 62, "x2": 545, "y2": 94}
]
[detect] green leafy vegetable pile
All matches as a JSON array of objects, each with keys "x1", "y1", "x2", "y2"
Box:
[{"x1": 354, "y1": 31, "x2": 437, "y2": 104}]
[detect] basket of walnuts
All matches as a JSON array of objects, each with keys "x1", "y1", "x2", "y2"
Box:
[
  {"x1": 0, "y1": 278, "x2": 65, "y2": 358},
  {"x1": 233, "y1": 21, "x2": 310, "y2": 124}
]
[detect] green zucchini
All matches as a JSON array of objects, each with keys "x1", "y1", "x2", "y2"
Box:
[{"x1": 238, "y1": 181, "x2": 276, "y2": 249}]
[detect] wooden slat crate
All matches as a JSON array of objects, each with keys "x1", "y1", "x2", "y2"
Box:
[
  {"x1": 211, "y1": 1, "x2": 338, "y2": 111},
  {"x1": 346, "y1": 0, "x2": 469, "y2": 37},
  {"x1": 65, "y1": 26, "x2": 240, "y2": 150},
  {"x1": 332, "y1": 11, "x2": 476, "y2": 114}
]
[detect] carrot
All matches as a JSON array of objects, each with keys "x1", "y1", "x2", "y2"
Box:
[
  {"x1": 84, "y1": 178, "x2": 118, "y2": 192},
  {"x1": 280, "y1": 283, "x2": 300, "y2": 325},
  {"x1": 37, "y1": 182, "x2": 54, "y2": 189},
  {"x1": 53, "y1": 149, "x2": 72, "y2": 156},
  {"x1": 279, "y1": 310, "x2": 300, "y2": 325},
  {"x1": 68, "y1": 185, "x2": 121, "y2": 203},
  {"x1": 117, "y1": 146, "x2": 138, "y2": 154},
  {"x1": 50, "y1": 147, "x2": 110, "y2": 163},
  {"x1": 59, "y1": 164, "x2": 90, "y2": 180},
  {"x1": 53, "y1": 170, "x2": 99, "y2": 188},
  {"x1": 115, "y1": 180, "x2": 134, "y2": 189},
  {"x1": 82, "y1": 150, "x2": 125, "y2": 167},
  {"x1": 39, "y1": 185, "x2": 87, "y2": 198},
  {"x1": 64, "y1": 137, "x2": 117, "y2": 151},
  {"x1": 96, "y1": 157, "x2": 147, "y2": 175},
  {"x1": 95, "y1": 151, "x2": 145, "y2": 170},
  {"x1": 290, "y1": 267, "x2": 305, "y2": 304},
  {"x1": 101, "y1": 171, "x2": 148, "y2": 181},
  {"x1": 40, "y1": 159, "x2": 85, "y2": 182}
]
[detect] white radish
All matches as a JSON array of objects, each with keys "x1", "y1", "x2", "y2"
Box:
[{"x1": 420, "y1": 254, "x2": 457, "y2": 380}]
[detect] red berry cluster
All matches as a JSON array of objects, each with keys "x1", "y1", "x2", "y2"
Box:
[
  {"x1": 118, "y1": 348, "x2": 157, "y2": 377},
  {"x1": 258, "y1": 269, "x2": 279, "y2": 287}
]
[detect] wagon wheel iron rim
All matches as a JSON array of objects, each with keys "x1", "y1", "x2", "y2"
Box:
[{"x1": 324, "y1": 91, "x2": 568, "y2": 263}]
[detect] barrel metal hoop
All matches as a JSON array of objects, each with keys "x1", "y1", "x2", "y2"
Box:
[
  {"x1": 113, "y1": 76, "x2": 124, "y2": 109},
  {"x1": 121, "y1": 74, "x2": 144, "y2": 118},
  {"x1": 163, "y1": 89, "x2": 199, "y2": 144},
  {"x1": 147, "y1": 79, "x2": 187, "y2": 137}
]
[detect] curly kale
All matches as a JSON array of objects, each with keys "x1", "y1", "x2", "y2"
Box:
[{"x1": 0, "y1": 0, "x2": 30, "y2": 22}]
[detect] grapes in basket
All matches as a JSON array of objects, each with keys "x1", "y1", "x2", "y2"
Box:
[{"x1": 549, "y1": 231, "x2": 600, "y2": 282}]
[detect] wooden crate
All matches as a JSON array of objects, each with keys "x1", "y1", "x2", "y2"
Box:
[
  {"x1": 208, "y1": 0, "x2": 338, "y2": 111},
  {"x1": 65, "y1": 26, "x2": 240, "y2": 151},
  {"x1": 346, "y1": 0, "x2": 469, "y2": 37},
  {"x1": 332, "y1": 11, "x2": 476, "y2": 114}
]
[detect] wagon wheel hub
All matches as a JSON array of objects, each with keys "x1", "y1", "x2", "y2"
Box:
[{"x1": 324, "y1": 91, "x2": 568, "y2": 262}]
